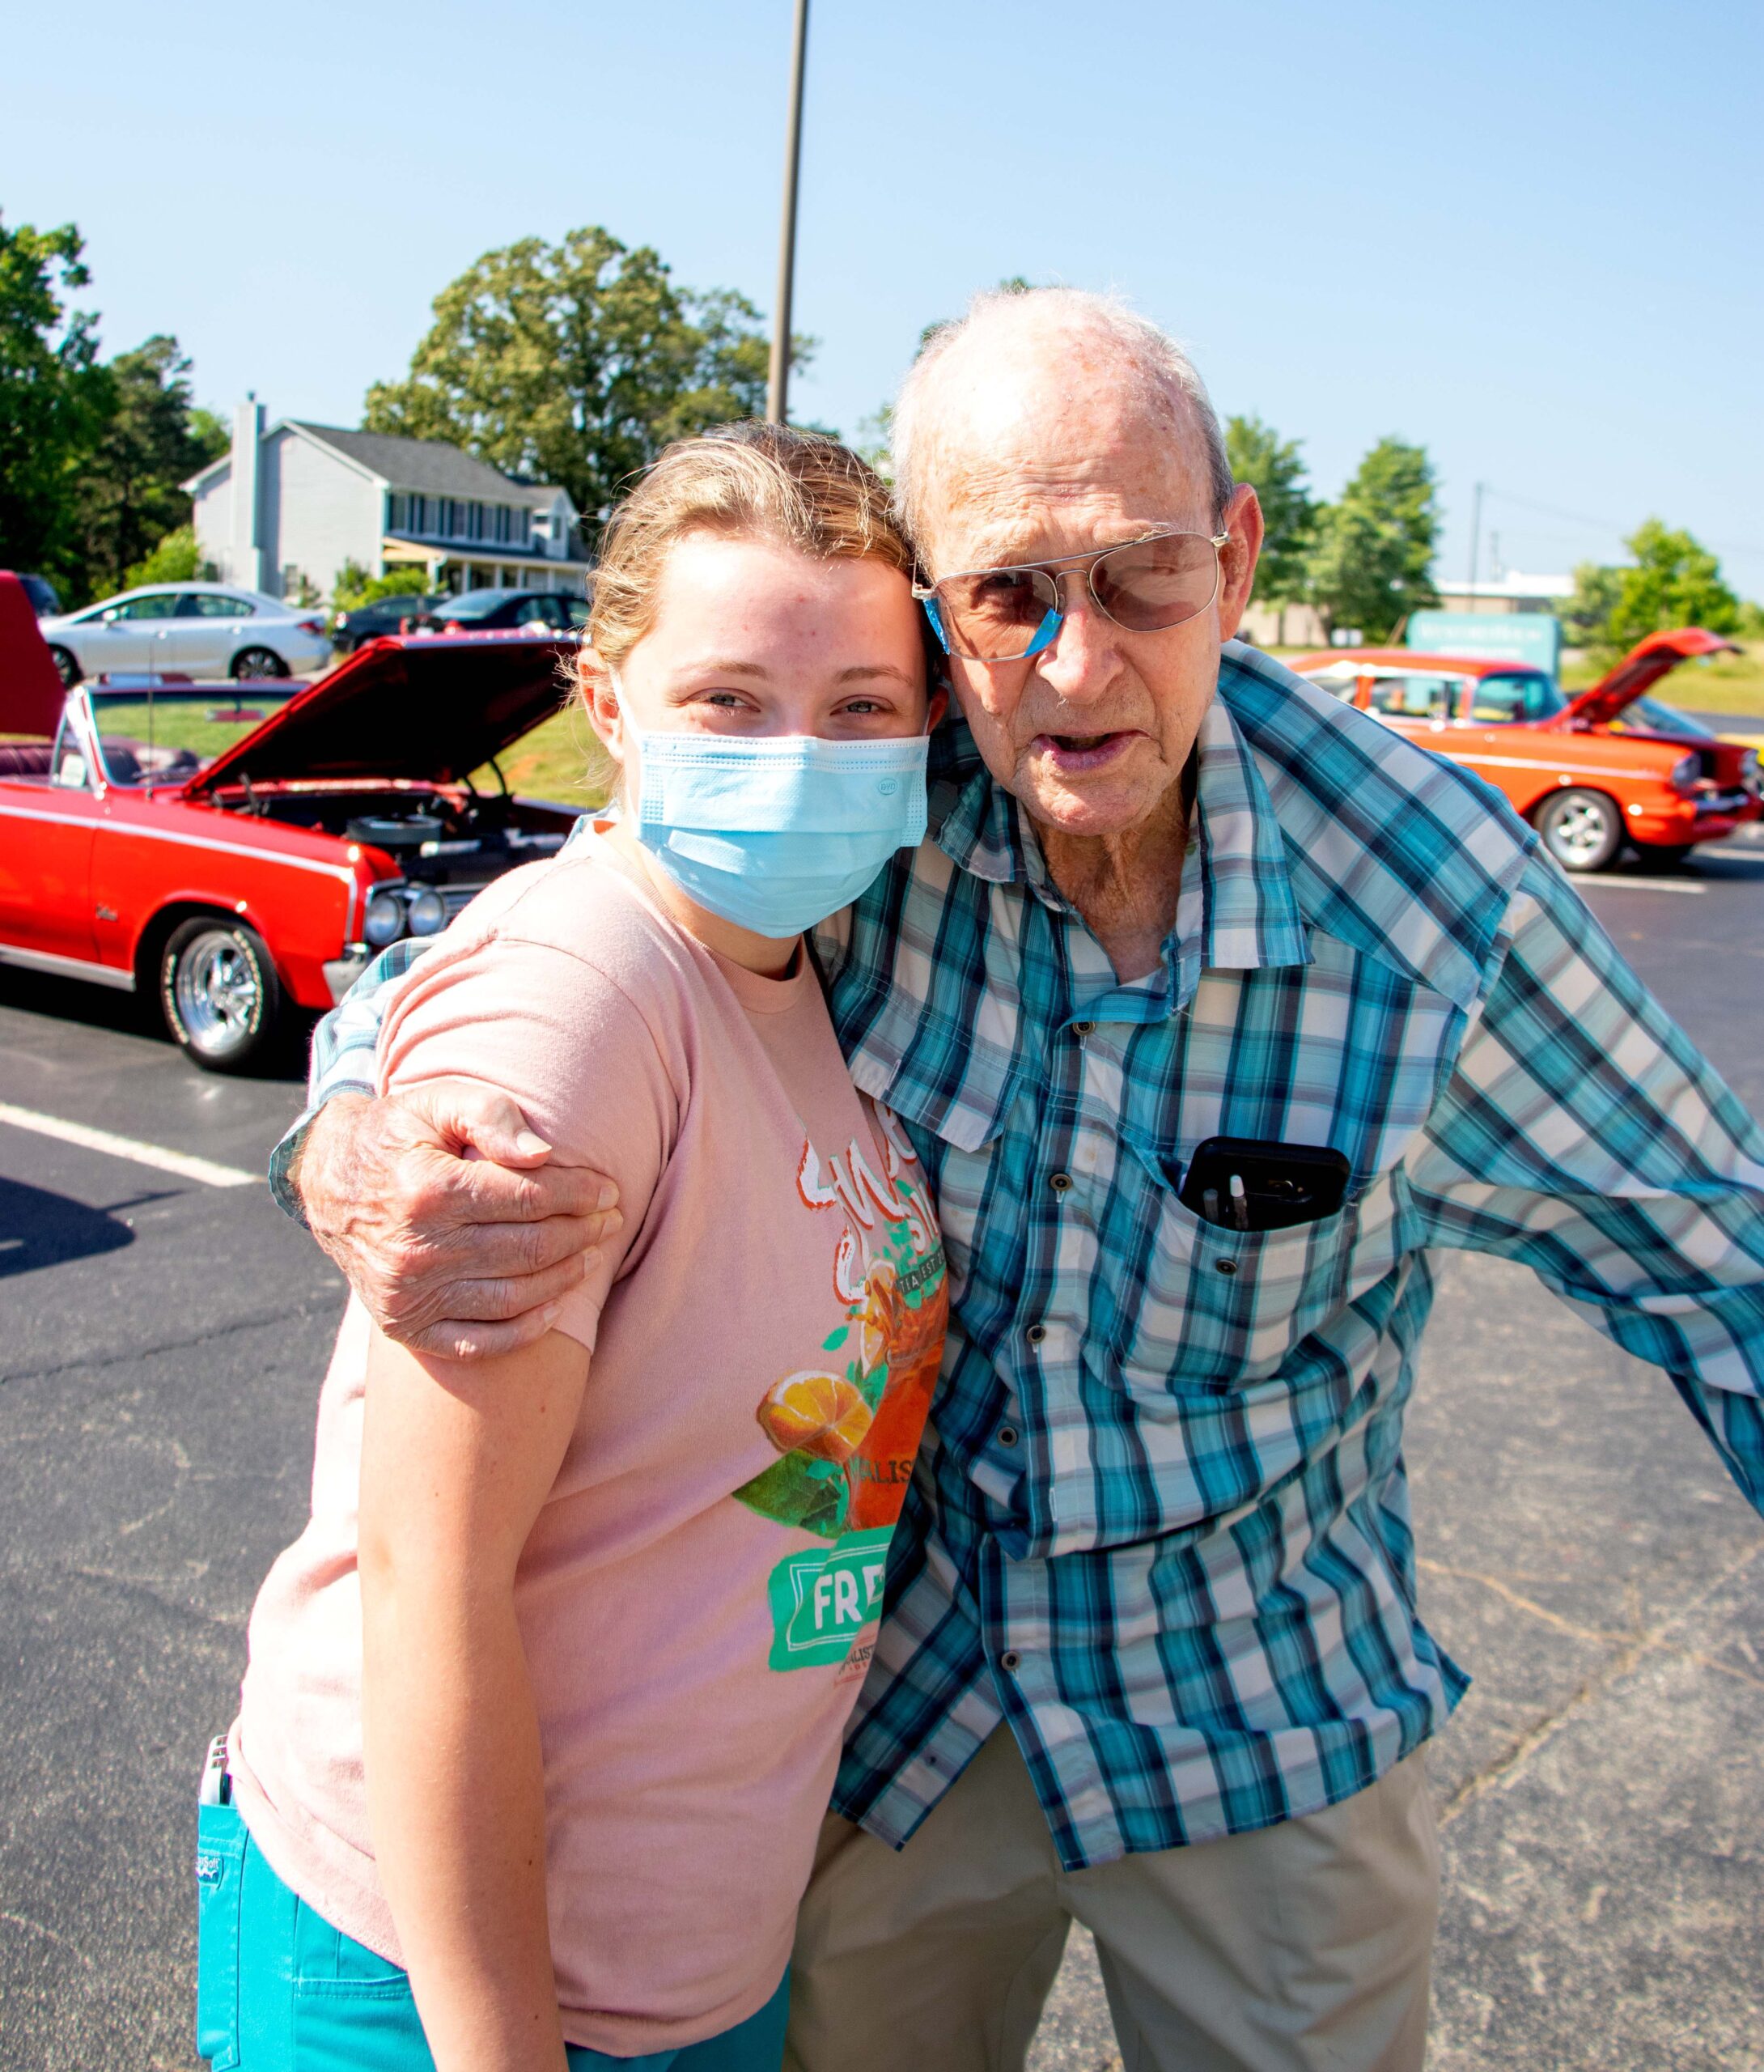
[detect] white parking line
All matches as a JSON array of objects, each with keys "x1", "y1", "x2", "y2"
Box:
[
  {"x1": 0, "y1": 1102, "x2": 258, "y2": 1188},
  {"x1": 1582, "y1": 878, "x2": 1707, "y2": 895}
]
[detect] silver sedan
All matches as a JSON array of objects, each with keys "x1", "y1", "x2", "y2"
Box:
[{"x1": 39, "y1": 584, "x2": 333, "y2": 686}]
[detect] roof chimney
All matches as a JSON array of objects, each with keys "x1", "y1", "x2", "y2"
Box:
[{"x1": 231, "y1": 397, "x2": 267, "y2": 592}]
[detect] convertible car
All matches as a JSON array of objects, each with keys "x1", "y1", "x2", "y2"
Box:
[
  {"x1": 0, "y1": 570, "x2": 583, "y2": 1071},
  {"x1": 1290, "y1": 628, "x2": 1760, "y2": 872}
]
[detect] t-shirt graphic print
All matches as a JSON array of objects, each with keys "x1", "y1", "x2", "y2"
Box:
[{"x1": 736, "y1": 1106, "x2": 948, "y2": 1674}]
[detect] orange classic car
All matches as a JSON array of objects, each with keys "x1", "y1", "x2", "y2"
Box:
[{"x1": 1289, "y1": 628, "x2": 1759, "y2": 873}]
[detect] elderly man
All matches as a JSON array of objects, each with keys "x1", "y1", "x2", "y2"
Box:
[{"x1": 274, "y1": 290, "x2": 1764, "y2": 2071}]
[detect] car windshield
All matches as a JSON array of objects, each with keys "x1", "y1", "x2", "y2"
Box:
[
  {"x1": 1609, "y1": 696, "x2": 1715, "y2": 741},
  {"x1": 1466, "y1": 671, "x2": 1567, "y2": 723},
  {"x1": 443, "y1": 589, "x2": 522, "y2": 618},
  {"x1": 87, "y1": 686, "x2": 300, "y2": 785}
]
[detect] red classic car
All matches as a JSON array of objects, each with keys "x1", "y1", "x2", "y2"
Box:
[
  {"x1": 1290, "y1": 628, "x2": 1760, "y2": 873},
  {"x1": 0, "y1": 570, "x2": 583, "y2": 1071}
]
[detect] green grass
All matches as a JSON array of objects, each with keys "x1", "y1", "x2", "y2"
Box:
[
  {"x1": 86, "y1": 694, "x2": 617, "y2": 805},
  {"x1": 1561, "y1": 641, "x2": 1764, "y2": 716},
  {"x1": 91, "y1": 695, "x2": 298, "y2": 765},
  {"x1": 484, "y1": 703, "x2": 613, "y2": 809}
]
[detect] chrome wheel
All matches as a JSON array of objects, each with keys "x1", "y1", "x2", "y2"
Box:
[
  {"x1": 159, "y1": 918, "x2": 280, "y2": 1072},
  {"x1": 1537, "y1": 788, "x2": 1622, "y2": 873},
  {"x1": 49, "y1": 645, "x2": 80, "y2": 688},
  {"x1": 231, "y1": 646, "x2": 287, "y2": 680}
]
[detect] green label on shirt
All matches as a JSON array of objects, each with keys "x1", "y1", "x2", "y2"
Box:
[{"x1": 765, "y1": 1526, "x2": 893, "y2": 1671}]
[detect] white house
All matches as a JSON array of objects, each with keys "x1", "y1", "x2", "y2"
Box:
[{"x1": 184, "y1": 400, "x2": 592, "y2": 602}]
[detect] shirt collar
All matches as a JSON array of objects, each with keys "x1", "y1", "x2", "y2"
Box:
[{"x1": 931, "y1": 690, "x2": 1312, "y2": 993}]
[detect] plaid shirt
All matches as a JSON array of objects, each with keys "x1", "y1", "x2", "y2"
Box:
[{"x1": 274, "y1": 643, "x2": 1764, "y2": 1870}]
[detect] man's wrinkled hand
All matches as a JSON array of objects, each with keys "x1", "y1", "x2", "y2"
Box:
[{"x1": 290, "y1": 1084, "x2": 621, "y2": 1360}]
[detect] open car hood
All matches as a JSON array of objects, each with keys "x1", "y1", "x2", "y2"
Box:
[
  {"x1": 1563, "y1": 627, "x2": 1739, "y2": 727},
  {"x1": 186, "y1": 631, "x2": 575, "y2": 793},
  {"x1": 0, "y1": 569, "x2": 72, "y2": 740}
]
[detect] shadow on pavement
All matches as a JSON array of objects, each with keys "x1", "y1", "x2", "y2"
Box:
[
  {"x1": 0, "y1": 966, "x2": 314, "y2": 1082},
  {"x1": 0, "y1": 1174, "x2": 146, "y2": 1278}
]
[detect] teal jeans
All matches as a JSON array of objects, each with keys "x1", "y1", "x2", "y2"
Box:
[{"x1": 196, "y1": 1800, "x2": 789, "y2": 2070}]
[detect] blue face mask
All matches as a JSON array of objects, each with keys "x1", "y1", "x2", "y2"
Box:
[{"x1": 621, "y1": 703, "x2": 930, "y2": 940}]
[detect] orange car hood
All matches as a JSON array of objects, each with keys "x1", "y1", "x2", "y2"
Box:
[
  {"x1": 0, "y1": 570, "x2": 72, "y2": 740},
  {"x1": 1561, "y1": 627, "x2": 1739, "y2": 728},
  {"x1": 185, "y1": 631, "x2": 575, "y2": 794}
]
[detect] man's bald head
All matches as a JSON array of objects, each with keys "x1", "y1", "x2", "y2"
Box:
[{"x1": 891, "y1": 287, "x2": 1233, "y2": 566}]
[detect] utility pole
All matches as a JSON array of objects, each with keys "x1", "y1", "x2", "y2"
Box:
[
  {"x1": 765, "y1": 0, "x2": 811, "y2": 426},
  {"x1": 1466, "y1": 481, "x2": 1486, "y2": 607}
]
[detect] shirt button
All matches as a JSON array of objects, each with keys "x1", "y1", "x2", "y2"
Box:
[
  {"x1": 997, "y1": 1424, "x2": 1020, "y2": 1448},
  {"x1": 1217, "y1": 1259, "x2": 1239, "y2": 1276},
  {"x1": 1049, "y1": 1171, "x2": 1073, "y2": 1194},
  {"x1": 1071, "y1": 1021, "x2": 1095, "y2": 1037},
  {"x1": 1025, "y1": 1323, "x2": 1048, "y2": 1345},
  {"x1": 999, "y1": 1650, "x2": 1022, "y2": 1673}
]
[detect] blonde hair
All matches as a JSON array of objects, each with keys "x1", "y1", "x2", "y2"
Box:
[{"x1": 586, "y1": 422, "x2": 915, "y2": 675}]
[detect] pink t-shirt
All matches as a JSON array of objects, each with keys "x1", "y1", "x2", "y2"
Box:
[{"x1": 229, "y1": 834, "x2": 948, "y2": 2057}]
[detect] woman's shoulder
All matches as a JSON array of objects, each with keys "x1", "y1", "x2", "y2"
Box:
[
  {"x1": 435, "y1": 836, "x2": 710, "y2": 1033},
  {"x1": 376, "y1": 842, "x2": 701, "y2": 1158}
]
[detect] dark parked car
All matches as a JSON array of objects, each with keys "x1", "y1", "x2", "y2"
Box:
[
  {"x1": 18, "y1": 574, "x2": 61, "y2": 618},
  {"x1": 426, "y1": 588, "x2": 590, "y2": 635},
  {"x1": 329, "y1": 591, "x2": 447, "y2": 653}
]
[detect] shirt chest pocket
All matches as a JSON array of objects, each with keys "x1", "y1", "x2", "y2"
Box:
[{"x1": 1096, "y1": 1144, "x2": 1368, "y2": 1399}]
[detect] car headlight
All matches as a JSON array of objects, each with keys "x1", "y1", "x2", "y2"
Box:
[
  {"x1": 1669, "y1": 754, "x2": 1701, "y2": 796},
  {"x1": 363, "y1": 890, "x2": 408, "y2": 947},
  {"x1": 407, "y1": 888, "x2": 448, "y2": 936}
]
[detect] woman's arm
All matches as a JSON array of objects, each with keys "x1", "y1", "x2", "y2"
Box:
[{"x1": 358, "y1": 1321, "x2": 589, "y2": 2072}]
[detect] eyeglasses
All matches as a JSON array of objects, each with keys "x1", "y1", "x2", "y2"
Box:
[{"x1": 914, "y1": 530, "x2": 1231, "y2": 663}]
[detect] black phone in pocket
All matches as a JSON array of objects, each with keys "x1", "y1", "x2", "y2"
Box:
[{"x1": 1177, "y1": 1137, "x2": 1351, "y2": 1233}]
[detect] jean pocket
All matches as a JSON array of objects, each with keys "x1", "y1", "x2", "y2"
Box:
[{"x1": 195, "y1": 1800, "x2": 247, "y2": 2070}]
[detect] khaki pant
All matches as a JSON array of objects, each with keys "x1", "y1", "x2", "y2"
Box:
[{"x1": 786, "y1": 1730, "x2": 1439, "y2": 2072}]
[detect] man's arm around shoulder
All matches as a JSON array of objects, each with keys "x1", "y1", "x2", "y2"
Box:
[{"x1": 271, "y1": 945, "x2": 621, "y2": 1361}]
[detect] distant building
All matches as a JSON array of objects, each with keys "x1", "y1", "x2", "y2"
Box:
[
  {"x1": 1238, "y1": 571, "x2": 1574, "y2": 651},
  {"x1": 1431, "y1": 572, "x2": 1573, "y2": 616},
  {"x1": 1238, "y1": 599, "x2": 1326, "y2": 649},
  {"x1": 184, "y1": 400, "x2": 592, "y2": 602}
]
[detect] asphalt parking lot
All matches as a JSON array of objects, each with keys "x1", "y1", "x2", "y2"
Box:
[{"x1": 2, "y1": 821, "x2": 1761, "y2": 2070}]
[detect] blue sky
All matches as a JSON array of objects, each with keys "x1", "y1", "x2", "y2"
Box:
[{"x1": 5, "y1": 0, "x2": 1759, "y2": 593}]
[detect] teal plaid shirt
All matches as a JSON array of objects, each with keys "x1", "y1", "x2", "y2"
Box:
[{"x1": 276, "y1": 643, "x2": 1764, "y2": 1869}]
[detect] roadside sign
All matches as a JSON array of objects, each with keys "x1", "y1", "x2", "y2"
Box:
[{"x1": 1407, "y1": 609, "x2": 1561, "y2": 677}]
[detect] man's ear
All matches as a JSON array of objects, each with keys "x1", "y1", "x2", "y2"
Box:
[{"x1": 1216, "y1": 482, "x2": 1265, "y2": 641}]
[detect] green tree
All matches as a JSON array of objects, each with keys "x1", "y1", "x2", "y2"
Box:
[
  {"x1": 363, "y1": 228, "x2": 810, "y2": 526},
  {"x1": 1606, "y1": 518, "x2": 1740, "y2": 651},
  {"x1": 1224, "y1": 414, "x2": 1314, "y2": 622},
  {"x1": 74, "y1": 334, "x2": 228, "y2": 598},
  {"x1": 125, "y1": 523, "x2": 205, "y2": 588},
  {"x1": 1557, "y1": 560, "x2": 1623, "y2": 652},
  {"x1": 331, "y1": 558, "x2": 432, "y2": 613},
  {"x1": 1305, "y1": 438, "x2": 1440, "y2": 641},
  {"x1": 0, "y1": 216, "x2": 108, "y2": 589}
]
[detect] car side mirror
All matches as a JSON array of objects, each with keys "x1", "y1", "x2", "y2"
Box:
[{"x1": 102, "y1": 609, "x2": 120, "y2": 624}]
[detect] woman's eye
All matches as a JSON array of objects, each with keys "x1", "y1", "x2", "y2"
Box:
[{"x1": 701, "y1": 691, "x2": 751, "y2": 711}]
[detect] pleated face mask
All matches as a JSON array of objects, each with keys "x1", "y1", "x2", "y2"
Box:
[{"x1": 617, "y1": 687, "x2": 930, "y2": 939}]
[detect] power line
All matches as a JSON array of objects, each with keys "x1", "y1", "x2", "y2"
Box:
[{"x1": 1481, "y1": 485, "x2": 1764, "y2": 562}]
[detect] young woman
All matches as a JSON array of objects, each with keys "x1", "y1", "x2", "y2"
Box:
[{"x1": 197, "y1": 427, "x2": 949, "y2": 2071}]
